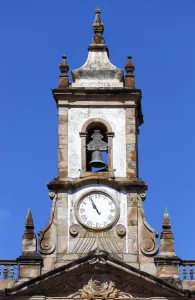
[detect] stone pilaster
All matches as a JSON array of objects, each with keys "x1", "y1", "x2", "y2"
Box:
[
  {"x1": 125, "y1": 108, "x2": 137, "y2": 178},
  {"x1": 155, "y1": 208, "x2": 181, "y2": 279},
  {"x1": 58, "y1": 107, "x2": 68, "y2": 178},
  {"x1": 125, "y1": 192, "x2": 139, "y2": 268},
  {"x1": 54, "y1": 192, "x2": 69, "y2": 268},
  {"x1": 80, "y1": 132, "x2": 88, "y2": 172}
]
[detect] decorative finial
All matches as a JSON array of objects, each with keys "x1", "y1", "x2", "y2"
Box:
[
  {"x1": 18, "y1": 208, "x2": 43, "y2": 278},
  {"x1": 93, "y1": 8, "x2": 104, "y2": 35},
  {"x1": 22, "y1": 208, "x2": 36, "y2": 242},
  {"x1": 125, "y1": 56, "x2": 135, "y2": 88},
  {"x1": 156, "y1": 206, "x2": 176, "y2": 260},
  {"x1": 25, "y1": 208, "x2": 34, "y2": 229},
  {"x1": 59, "y1": 55, "x2": 69, "y2": 88},
  {"x1": 92, "y1": 8, "x2": 105, "y2": 45},
  {"x1": 162, "y1": 207, "x2": 171, "y2": 231}
]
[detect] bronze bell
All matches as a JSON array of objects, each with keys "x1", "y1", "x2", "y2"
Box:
[{"x1": 89, "y1": 150, "x2": 106, "y2": 169}]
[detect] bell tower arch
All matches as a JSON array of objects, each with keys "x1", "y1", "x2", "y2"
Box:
[
  {"x1": 80, "y1": 118, "x2": 114, "y2": 176},
  {"x1": 38, "y1": 8, "x2": 158, "y2": 276}
]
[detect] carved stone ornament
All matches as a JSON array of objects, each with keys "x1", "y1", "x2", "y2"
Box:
[
  {"x1": 138, "y1": 192, "x2": 146, "y2": 201},
  {"x1": 79, "y1": 279, "x2": 119, "y2": 300},
  {"x1": 140, "y1": 219, "x2": 159, "y2": 257},
  {"x1": 115, "y1": 224, "x2": 126, "y2": 237},
  {"x1": 49, "y1": 191, "x2": 57, "y2": 200},
  {"x1": 87, "y1": 130, "x2": 108, "y2": 151},
  {"x1": 37, "y1": 191, "x2": 57, "y2": 254},
  {"x1": 38, "y1": 230, "x2": 56, "y2": 255},
  {"x1": 69, "y1": 224, "x2": 80, "y2": 237}
]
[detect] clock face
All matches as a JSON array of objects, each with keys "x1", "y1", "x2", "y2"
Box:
[{"x1": 76, "y1": 192, "x2": 118, "y2": 230}]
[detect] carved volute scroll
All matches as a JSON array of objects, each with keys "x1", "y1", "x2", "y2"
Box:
[
  {"x1": 137, "y1": 193, "x2": 159, "y2": 257},
  {"x1": 37, "y1": 191, "x2": 57, "y2": 255}
]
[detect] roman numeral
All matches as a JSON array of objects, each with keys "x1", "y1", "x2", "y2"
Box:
[
  {"x1": 108, "y1": 215, "x2": 113, "y2": 221},
  {"x1": 81, "y1": 215, "x2": 87, "y2": 221}
]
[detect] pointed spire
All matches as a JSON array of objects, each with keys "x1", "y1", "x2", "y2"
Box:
[
  {"x1": 155, "y1": 207, "x2": 180, "y2": 279},
  {"x1": 23, "y1": 208, "x2": 35, "y2": 240},
  {"x1": 158, "y1": 207, "x2": 176, "y2": 256},
  {"x1": 58, "y1": 55, "x2": 69, "y2": 88},
  {"x1": 92, "y1": 8, "x2": 105, "y2": 45},
  {"x1": 25, "y1": 208, "x2": 34, "y2": 229},
  {"x1": 17, "y1": 208, "x2": 43, "y2": 281},
  {"x1": 93, "y1": 8, "x2": 104, "y2": 35},
  {"x1": 71, "y1": 9, "x2": 124, "y2": 87}
]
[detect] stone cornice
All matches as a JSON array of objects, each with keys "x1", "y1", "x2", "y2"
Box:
[
  {"x1": 52, "y1": 87, "x2": 142, "y2": 105},
  {"x1": 52, "y1": 87, "x2": 143, "y2": 126},
  {"x1": 47, "y1": 177, "x2": 147, "y2": 192}
]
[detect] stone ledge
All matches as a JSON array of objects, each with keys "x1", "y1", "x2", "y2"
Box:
[{"x1": 47, "y1": 177, "x2": 147, "y2": 192}]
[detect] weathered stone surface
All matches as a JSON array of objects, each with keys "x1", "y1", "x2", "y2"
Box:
[
  {"x1": 183, "y1": 280, "x2": 195, "y2": 291},
  {"x1": 126, "y1": 108, "x2": 137, "y2": 178},
  {"x1": 58, "y1": 108, "x2": 68, "y2": 178},
  {"x1": 19, "y1": 265, "x2": 41, "y2": 278},
  {"x1": 0, "y1": 279, "x2": 15, "y2": 289},
  {"x1": 156, "y1": 265, "x2": 180, "y2": 278},
  {"x1": 140, "y1": 263, "x2": 156, "y2": 276}
]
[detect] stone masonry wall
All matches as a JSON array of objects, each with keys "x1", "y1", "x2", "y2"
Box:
[{"x1": 125, "y1": 108, "x2": 137, "y2": 178}]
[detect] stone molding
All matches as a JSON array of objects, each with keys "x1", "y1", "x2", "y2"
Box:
[
  {"x1": 81, "y1": 117, "x2": 113, "y2": 132},
  {"x1": 47, "y1": 177, "x2": 147, "y2": 192}
]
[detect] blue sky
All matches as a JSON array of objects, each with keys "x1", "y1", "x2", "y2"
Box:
[{"x1": 0, "y1": 1, "x2": 195, "y2": 260}]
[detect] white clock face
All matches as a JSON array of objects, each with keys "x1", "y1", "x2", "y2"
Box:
[{"x1": 77, "y1": 192, "x2": 118, "y2": 230}]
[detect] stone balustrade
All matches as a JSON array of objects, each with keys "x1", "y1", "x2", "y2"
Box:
[
  {"x1": 180, "y1": 260, "x2": 195, "y2": 280},
  {"x1": 180, "y1": 260, "x2": 195, "y2": 291},
  {"x1": 0, "y1": 260, "x2": 17, "y2": 289}
]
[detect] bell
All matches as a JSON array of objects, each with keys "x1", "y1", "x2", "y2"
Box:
[{"x1": 89, "y1": 150, "x2": 106, "y2": 169}]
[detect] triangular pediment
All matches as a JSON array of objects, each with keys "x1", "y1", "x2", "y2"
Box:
[{"x1": 5, "y1": 249, "x2": 187, "y2": 298}]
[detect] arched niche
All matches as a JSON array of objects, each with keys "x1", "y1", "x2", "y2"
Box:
[{"x1": 80, "y1": 118, "x2": 114, "y2": 177}]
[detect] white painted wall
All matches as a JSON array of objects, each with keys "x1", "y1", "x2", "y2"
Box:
[{"x1": 68, "y1": 107, "x2": 126, "y2": 178}]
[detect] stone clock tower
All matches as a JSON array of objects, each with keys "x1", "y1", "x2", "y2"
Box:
[
  {"x1": 2, "y1": 8, "x2": 195, "y2": 300},
  {"x1": 37, "y1": 9, "x2": 158, "y2": 275}
]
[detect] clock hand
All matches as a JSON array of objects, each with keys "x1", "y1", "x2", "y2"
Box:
[{"x1": 89, "y1": 198, "x2": 101, "y2": 215}]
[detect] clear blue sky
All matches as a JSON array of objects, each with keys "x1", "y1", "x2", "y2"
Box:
[{"x1": 0, "y1": 1, "x2": 195, "y2": 260}]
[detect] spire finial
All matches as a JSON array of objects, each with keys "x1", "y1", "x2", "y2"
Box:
[
  {"x1": 58, "y1": 55, "x2": 69, "y2": 88},
  {"x1": 93, "y1": 8, "x2": 104, "y2": 35},
  {"x1": 92, "y1": 8, "x2": 105, "y2": 45},
  {"x1": 125, "y1": 56, "x2": 135, "y2": 88},
  {"x1": 162, "y1": 207, "x2": 171, "y2": 231},
  {"x1": 25, "y1": 207, "x2": 34, "y2": 229}
]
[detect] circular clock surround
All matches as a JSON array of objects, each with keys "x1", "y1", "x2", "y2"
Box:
[{"x1": 75, "y1": 191, "x2": 120, "y2": 231}]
